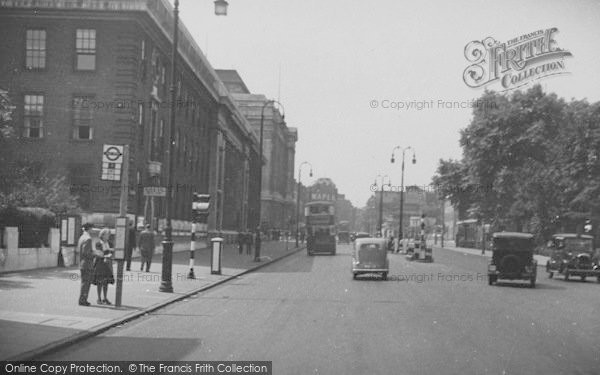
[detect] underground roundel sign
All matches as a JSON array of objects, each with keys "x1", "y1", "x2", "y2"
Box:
[{"x1": 102, "y1": 145, "x2": 124, "y2": 163}]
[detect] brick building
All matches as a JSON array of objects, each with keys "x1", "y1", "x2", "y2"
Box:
[{"x1": 0, "y1": 0, "x2": 261, "y2": 235}]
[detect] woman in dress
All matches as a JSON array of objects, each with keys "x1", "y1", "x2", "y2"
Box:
[{"x1": 92, "y1": 228, "x2": 115, "y2": 305}]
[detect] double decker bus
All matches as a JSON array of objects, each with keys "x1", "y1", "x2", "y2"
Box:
[{"x1": 305, "y1": 201, "x2": 336, "y2": 255}]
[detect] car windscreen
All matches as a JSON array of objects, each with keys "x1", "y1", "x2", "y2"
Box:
[{"x1": 493, "y1": 237, "x2": 534, "y2": 251}]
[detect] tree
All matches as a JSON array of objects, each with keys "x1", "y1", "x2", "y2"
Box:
[
  {"x1": 0, "y1": 89, "x2": 81, "y2": 215},
  {"x1": 433, "y1": 84, "x2": 600, "y2": 242}
]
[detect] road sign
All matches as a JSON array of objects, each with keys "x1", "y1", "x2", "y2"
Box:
[
  {"x1": 143, "y1": 186, "x2": 167, "y2": 197},
  {"x1": 101, "y1": 144, "x2": 124, "y2": 181},
  {"x1": 102, "y1": 145, "x2": 123, "y2": 163}
]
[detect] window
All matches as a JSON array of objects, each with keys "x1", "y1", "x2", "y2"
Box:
[
  {"x1": 25, "y1": 29, "x2": 46, "y2": 69},
  {"x1": 75, "y1": 29, "x2": 96, "y2": 70},
  {"x1": 23, "y1": 94, "x2": 44, "y2": 138},
  {"x1": 150, "y1": 101, "x2": 160, "y2": 160},
  {"x1": 72, "y1": 96, "x2": 93, "y2": 140},
  {"x1": 140, "y1": 39, "x2": 146, "y2": 81},
  {"x1": 138, "y1": 103, "x2": 144, "y2": 145}
]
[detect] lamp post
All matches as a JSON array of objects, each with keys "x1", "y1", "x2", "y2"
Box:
[
  {"x1": 391, "y1": 146, "x2": 416, "y2": 245},
  {"x1": 296, "y1": 162, "x2": 313, "y2": 247},
  {"x1": 160, "y1": 0, "x2": 228, "y2": 293},
  {"x1": 255, "y1": 99, "x2": 285, "y2": 262},
  {"x1": 374, "y1": 174, "x2": 390, "y2": 237}
]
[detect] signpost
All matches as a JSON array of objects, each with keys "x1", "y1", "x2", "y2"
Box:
[{"x1": 105, "y1": 144, "x2": 128, "y2": 308}]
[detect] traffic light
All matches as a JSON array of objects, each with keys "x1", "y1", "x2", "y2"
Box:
[
  {"x1": 192, "y1": 193, "x2": 210, "y2": 223},
  {"x1": 584, "y1": 219, "x2": 592, "y2": 233}
]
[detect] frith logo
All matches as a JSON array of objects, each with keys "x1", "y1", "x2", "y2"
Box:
[{"x1": 463, "y1": 28, "x2": 572, "y2": 91}]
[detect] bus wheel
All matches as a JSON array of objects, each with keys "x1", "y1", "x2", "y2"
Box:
[{"x1": 381, "y1": 272, "x2": 387, "y2": 281}]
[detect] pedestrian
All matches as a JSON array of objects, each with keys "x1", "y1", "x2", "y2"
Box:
[
  {"x1": 254, "y1": 228, "x2": 262, "y2": 257},
  {"x1": 138, "y1": 224, "x2": 155, "y2": 272},
  {"x1": 245, "y1": 231, "x2": 253, "y2": 255},
  {"x1": 125, "y1": 221, "x2": 136, "y2": 271},
  {"x1": 77, "y1": 223, "x2": 95, "y2": 306},
  {"x1": 237, "y1": 231, "x2": 244, "y2": 255},
  {"x1": 92, "y1": 228, "x2": 114, "y2": 305}
]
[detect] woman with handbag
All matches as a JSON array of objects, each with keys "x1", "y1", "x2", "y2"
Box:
[{"x1": 92, "y1": 228, "x2": 115, "y2": 305}]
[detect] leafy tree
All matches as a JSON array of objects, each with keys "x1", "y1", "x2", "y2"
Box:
[{"x1": 433, "y1": 85, "x2": 600, "y2": 242}]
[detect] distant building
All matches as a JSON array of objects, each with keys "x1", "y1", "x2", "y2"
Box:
[{"x1": 216, "y1": 70, "x2": 297, "y2": 232}]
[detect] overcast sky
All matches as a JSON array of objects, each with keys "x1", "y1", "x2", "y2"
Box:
[{"x1": 173, "y1": 0, "x2": 600, "y2": 207}]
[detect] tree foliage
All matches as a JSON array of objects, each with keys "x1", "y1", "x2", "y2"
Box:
[
  {"x1": 432, "y1": 85, "x2": 600, "y2": 241},
  {"x1": 0, "y1": 89, "x2": 81, "y2": 215}
]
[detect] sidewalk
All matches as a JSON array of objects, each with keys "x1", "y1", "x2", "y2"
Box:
[
  {"x1": 432, "y1": 240, "x2": 550, "y2": 266},
  {"x1": 0, "y1": 240, "x2": 303, "y2": 360}
]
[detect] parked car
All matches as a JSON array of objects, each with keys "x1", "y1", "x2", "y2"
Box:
[
  {"x1": 352, "y1": 237, "x2": 389, "y2": 280},
  {"x1": 487, "y1": 232, "x2": 537, "y2": 288},
  {"x1": 546, "y1": 233, "x2": 599, "y2": 282}
]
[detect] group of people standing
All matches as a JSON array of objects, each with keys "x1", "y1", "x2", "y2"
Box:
[
  {"x1": 77, "y1": 222, "x2": 157, "y2": 307},
  {"x1": 237, "y1": 230, "x2": 261, "y2": 255}
]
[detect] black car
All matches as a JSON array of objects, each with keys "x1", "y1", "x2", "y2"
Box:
[
  {"x1": 487, "y1": 232, "x2": 537, "y2": 288},
  {"x1": 546, "y1": 233, "x2": 600, "y2": 282}
]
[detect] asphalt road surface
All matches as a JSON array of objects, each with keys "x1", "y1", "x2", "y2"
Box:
[{"x1": 42, "y1": 244, "x2": 600, "y2": 374}]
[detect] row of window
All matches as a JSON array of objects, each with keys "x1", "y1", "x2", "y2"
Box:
[
  {"x1": 26, "y1": 28, "x2": 96, "y2": 71},
  {"x1": 23, "y1": 93, "x2": 203, "y2": 174},
  {"x1": 23, "y1": 94, "x2": 92, "y2": 139}
]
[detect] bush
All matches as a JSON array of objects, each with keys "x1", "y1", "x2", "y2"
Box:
[{"x1": 0, "y1": 206, "x2": 56, "y2": 248}]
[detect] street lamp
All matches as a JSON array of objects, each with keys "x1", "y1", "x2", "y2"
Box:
[
  {"x1": 391, "y1": 146, "x2": 416, "y2": 247},
  {"x1": 296, "y1": 162, "x2": 313, "y2": 247},
  {"x1": 160, "y1": 0, "x2": 227, "y2": 293},
  {"x1": 374, "y1": 174, "x2": 390, "y2": 237},
  {"x1": 255, "y1": 99, "x2": 285, "y2": 262}
]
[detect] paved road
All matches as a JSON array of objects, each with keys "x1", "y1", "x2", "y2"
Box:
[{"x1": 42, "y1": 244, "x2": 600, "y2": 374}]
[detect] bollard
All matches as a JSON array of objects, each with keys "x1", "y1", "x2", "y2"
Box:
[{"x1": 210, "y1": 237, "x2": 223, "y2": 275}]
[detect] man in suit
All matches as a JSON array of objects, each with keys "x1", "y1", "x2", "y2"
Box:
[
  {"x1": 78, "y1": 223, "x2": 94, "y2": 306},
  {"x1": 138, "y1": 224, "x2": 155, "y2": 272}
]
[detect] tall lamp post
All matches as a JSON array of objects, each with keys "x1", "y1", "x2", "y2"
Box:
[
  {"x1": 391, "y1": 146, "x2": 416, "y2": 245},
  {"x1": 255, "y1": 99, "x2": 285, "y2": 262},
  {"x1": 374, "y1": 174, "x2": 390, "y2": 237},
  {"x1": 160, "y1": 0, "x2": 228, "y2": 293},
  {"x1": 296, "y1": 162, "x2": 313, "y2": 247}
]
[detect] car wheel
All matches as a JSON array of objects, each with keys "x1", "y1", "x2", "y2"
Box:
[
  {"x1": 564, "y1": 270, "x2": 569, "y2": 281},
  {"x1": 597, "y1": 276, "x2": 600, "y2": 283},
  {"x1": 581, "y1": 276, "x2": 586, "y2": 282},
  {"x1": 382, "y1": 272, "x2": 387, "y2": 281},
  {"x1": 488, "y1": 275, "x2": 496, "y2": 285},
  {"x1": 530, "y1": 277, "x2": 536, "y2": 288},
  {"x1": 353, "y1": 273, "x2": 357, "y2": 280},
  {"x1": 548, "y1": 271, "x2": 553, "y2": 279}
]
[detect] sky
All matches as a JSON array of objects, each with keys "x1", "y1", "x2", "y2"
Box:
[{"x1": 172, "y1": 0, "x2": 600, "y2": 207}]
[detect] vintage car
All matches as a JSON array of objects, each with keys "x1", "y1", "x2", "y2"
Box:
[
  {"x1": 546, "y1": 233, "x2": 599, "y2": 282},
  {"x1": 352, "y1": 238, "x2": 389, "y2": 280},
  {"x1": 487, "y1": 232, "x2": 537, "y2": 288}
]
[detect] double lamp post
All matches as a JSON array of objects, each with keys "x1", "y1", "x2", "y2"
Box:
[
  {"x1": 390, "y1": 146, "x2": 416, "y2": 243},
  {"x1": 160, "y1": 0, "x2": 229, "y2": 293}
]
